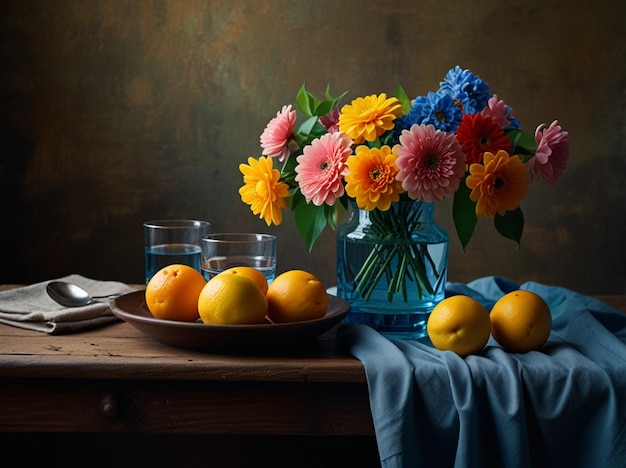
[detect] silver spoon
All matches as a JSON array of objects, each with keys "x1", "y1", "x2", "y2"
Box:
[{"x1": 46, "y1": 281, "x2": 122, "y2": 307}]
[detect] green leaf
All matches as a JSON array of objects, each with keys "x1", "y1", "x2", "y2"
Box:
[
  {"x1": 324, "y1": 84, "x2": 342, "y2": 103},
  {"x1": 453, "y1": 179, "x2": 478, "y2": 250},
  {"x1": 494, "y1": 207, "x2": 524, "y2": 247},
  {"x1": 507, "y1": 129, "x2": 537, "y2": 156},
  {"x1": 379, "y1": 131, "x2": 398, "y2": 147},
  {"x1": 394, "y1": 84, "x2": 412, "y2": 114},
  {"x1": 325, "y1": 84, "x2": 334, "y2": 101},
  {"x1": 292, "y1": 133, "x2": 309, "y2": 149},
  {"x1": 289, "y1": 188, "x2": 306, "y2": 210},
  {"x1": 296, "y1": 83, "x2": 348, "y2": 118},
  {"x1": 368, "y1": 137, "x2": 382, "y2": 149},
  {"x1": 333, "y1": 90, "x2": 349, "y2": 106},
  {"x1": 324, "y1": 202, "x2": 345, "y2": 230},
  {"x1": 295, "y1": 118, "x2": 326, "y2": 147},
  {"x1": 315, "y1": 99, "x2": 334, "y2": 117},
  {"x1": 323, "y1": 84, "x2": 347, "y2": 102},
  {"x1": 293, "y1": 201, "x2": 328, "y2": 251},
  {"x1": 295, "y1": 83, "x2": 317, "y2": 116},
  {"x1": 297, "y1": 115, "x2": 321, "y2": 136},
  {"x1": 280, "y1": 152, "x2": 300, "y2": 182}
]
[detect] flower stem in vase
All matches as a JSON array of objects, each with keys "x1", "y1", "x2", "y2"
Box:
[{"x1": 337, "y1": 200, "x2": 449, "y2": 340}]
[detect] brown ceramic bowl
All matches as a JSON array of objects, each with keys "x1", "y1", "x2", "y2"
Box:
[{"x1": 110, "y1": 290, "x2": 350, "y2": 353}]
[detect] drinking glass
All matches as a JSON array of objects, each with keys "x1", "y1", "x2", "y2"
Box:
[
  {"x1": 201, "y1": 233, "x2": 277, "y2": 282},
  {"x1": 143, "y1": 220, "x2": 211, "y2": 284}
]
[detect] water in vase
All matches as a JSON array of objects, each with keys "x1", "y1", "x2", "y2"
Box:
[{"x1": 337, "y1": 235, "x2": 448, "y2": 340}]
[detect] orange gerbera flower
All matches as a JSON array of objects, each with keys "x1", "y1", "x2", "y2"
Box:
[
  {"x1": 344, "y1": 145, "x2": 406, "y2": 211},
  {"x1": 338, "y1": 94, "x2": 403, "y2": 144},
  {"x1": 466, "y1": 150, "x2": 528, "y2": 218},
  {"x1": 239, "y1": 156, "x2": 289, "y2": 225}
]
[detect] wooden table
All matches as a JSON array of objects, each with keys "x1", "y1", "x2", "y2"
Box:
[
  {"x1": 0, "y1": 285, "x2": 379, "y2": 467},
  {"x1": 1, "y1": 284, "x2": 624, "y2": 467}
]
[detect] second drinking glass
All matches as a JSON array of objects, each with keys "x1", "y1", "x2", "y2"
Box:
[{"x1": 201, "y1": 233, "x2": 277, "y2": 282}]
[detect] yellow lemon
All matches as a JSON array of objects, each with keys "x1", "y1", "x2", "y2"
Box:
[
  {"x1": 266, "y1": 270, "x2": 328, "y2": 323},
  {"x1": 215, "y1": 266, "x2": 269, "y2": 295},
  {"x1": 427, "y1": 295, "x2": 491, "y2": 357},
  {"x1": 490, "y1": 290, "x2": 551, "y2": 353},
  {"x1": 198, "y1": 273, "x2": 267, "y2": 325}
]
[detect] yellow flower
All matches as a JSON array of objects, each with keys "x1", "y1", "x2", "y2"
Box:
[
  {"x1": 239, "y1": 156, "x2": 289, "y2": 225},
  {"x1": 466, "y1": 150, "x2": 528, "y2": 218},
  {"x1": 345, "y1": 145, "x2": 406, "y2": 211},
  {"x1": 338, "y1": 93, "x2": 403, "y2": 144}
]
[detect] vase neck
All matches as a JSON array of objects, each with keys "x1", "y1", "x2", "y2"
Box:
[{"x1": 354, "y1": 200, "x2": 434, "y2": 224}]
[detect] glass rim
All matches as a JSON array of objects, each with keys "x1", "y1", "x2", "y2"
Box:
[
  {"x1": 201, "y1": 233, "x2": 276, "y2": 243},
  {"x1": 143, "y1": 220, "x2": 211, "y2": 229}
]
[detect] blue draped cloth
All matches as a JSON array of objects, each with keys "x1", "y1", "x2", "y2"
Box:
[{"x1": 338, "y1": 277, "x2": 626, "y2": 468}]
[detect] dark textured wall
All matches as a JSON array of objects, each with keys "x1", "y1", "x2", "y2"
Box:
[{"x1": 1, "y1": 0, "x2": 625, "y2": 294}]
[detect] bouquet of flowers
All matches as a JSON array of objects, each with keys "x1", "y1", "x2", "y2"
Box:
[
  {"x1": 240, "y1": 66, "x2": 568, "y2": 249},
  {"x1": 239, "y1": 66, "x2": 568, "y2": 303}
]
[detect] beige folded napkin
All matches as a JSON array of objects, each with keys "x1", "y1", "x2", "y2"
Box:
[{"x1": 0, "y1": 274, "x2": 138, "y2": 334}]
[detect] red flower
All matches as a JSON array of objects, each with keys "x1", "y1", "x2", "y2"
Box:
[{"x1": 456, "y1": 114, "x2": 512, "y2": 165}]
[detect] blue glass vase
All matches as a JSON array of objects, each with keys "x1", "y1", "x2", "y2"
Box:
[{"x1": 336, "y1": 199, "x2": 449, "y2": 340}]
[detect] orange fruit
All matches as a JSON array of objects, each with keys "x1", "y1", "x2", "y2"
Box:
[
  {"x1": 215, "y1": 266, "x2": 269, "y2": 294},
  {"x1": 145, "y1": 264, "x2": 206, "y2": 322},
  {"x1": 427, "y1": 295, "x2": 491, "y2": 357},
  {"x1": 490, "y1": 290, "x2": 551, "y2": 353},
  {"x1": 198, "y1": 273, "x2": 268, "y2": 325},
  {"x1": 266, "y1": 270, "x2": 328, "y2": 323}
]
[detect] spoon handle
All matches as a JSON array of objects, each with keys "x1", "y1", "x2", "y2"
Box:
[{"x1": 93, "y1": 293, "x2": 123, "y2": 300}]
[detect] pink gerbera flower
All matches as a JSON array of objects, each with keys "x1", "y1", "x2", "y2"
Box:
[
  {"x1": 396, "y1": 124, "x2": 466, "y2": 202},
  {"x1": 480, "y1": 95, "x2": 517, "y2": 129},
  {"x1": 295, "y1": 132, "x2": 353, "y2": 206},
  {"x1": 527, "y1": 120, "x2": 569, "y2": 185},
  {"x1": 260, "y1": 105, "x2": 297, "y2": 162}
]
